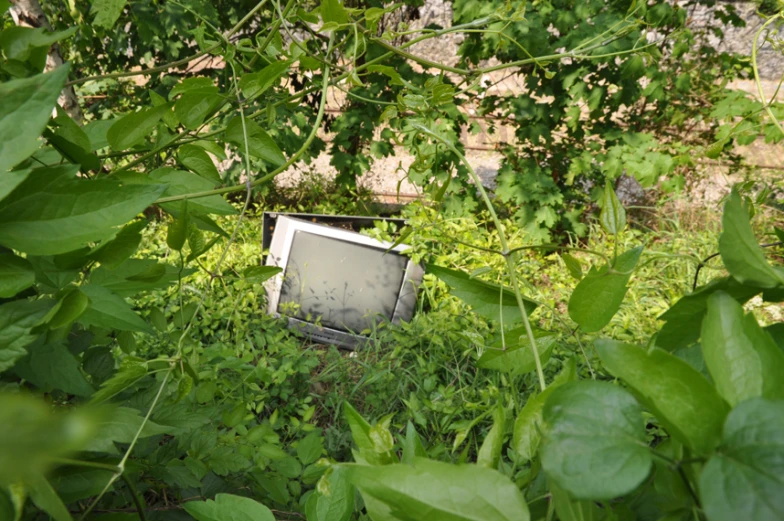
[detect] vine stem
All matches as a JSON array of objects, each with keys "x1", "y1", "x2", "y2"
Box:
[
  {"x1": 411, "y1": 123, "x2": 547, "y2": 391},
  {"x1": 752, "y1": 12, "x2": 784, "y2": 139}
]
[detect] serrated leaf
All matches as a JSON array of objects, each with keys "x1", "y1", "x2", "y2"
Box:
[
  {"x1": 0, "y1": 65, "x2": 70, "y2": 172},
  {"x1": 106, "y1": 103, "x2": 172, "y2": 151},
  {"x1": 225, "y1": 117, "x2": 285, "y2": 166},
  {"x1": 184, "y1": 493, "x2": 274, "y2": 521},
  {"x1": 321, "y1": 0, "x2": 348, "y2": 24},
  {"x1": 0, "y1": 253, "x2": 34, "y2": 297},
  {"x1": 345, "y1": 458, "x2": 530, "y2": 521},
  {"x1": 90, "y1": 0, "x2": 128, "y2": 29},
  {"x1": 595, "y1": 339, "x2": 729, "y2": 455},
  {"x1": 426, "y1": 264, "x2": 537, "y2": 324},
  {"x1": 568, "y1": 246, "x2": 642, "y2": 332},
  {"x1": 700, "y1": 398, "x2": 784, "y2": 521},
  {"x1": 13, "y1": 341, "x2": 94, "y2": 396},
  {"x1": 90, "y1": 362, "x2": 147, "y2": 405},
  {"x1": 78, "y1": 285, "x2": 153, "y2": 334},
  {"x1": 541, "y1": 380, "x2": 651, "y2": 500},
  {"x1": 0, "y1": 299, "x2": 53, "y2": 373},
  {"x1": 0, "y1": 165, "x2": 165, "y2": 255},
  {"x1": 178, "y1": 144, "x2": 221, "y2": 184},
  {"x1": 701, "y1": 291, "x2": 784, "y2": 405},
  {"x1": 719, "y1": 190, "x2": 784, "y2": 288}
]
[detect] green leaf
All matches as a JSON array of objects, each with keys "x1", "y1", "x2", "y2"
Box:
[
  {"x1": 700, "y1": 398, "x2": 784, "y2": 521},
  {"x1": 367, "y1": 65, "x2": 406, "y2": 86},
  {"x1": 13, "y1": 341, "x2": 94, "y2": 396},
  {"x1": 402, "y1": 422, "x2": 427, "y2": 464},
  {"x1": 90, "y1": 361, "x2": 147, "y2": 404},
  {"x1": 343, "y1": 402, "x2": 373, "y2": 453},
  {"x1": 595, "y1": 339, "x2": 729, "y2": 455},
  {"x1": 477, "y1": 328, "x2": 555, "y2": 375},
  {"x1": 568, "y1": 246, "x2": 642, "y2": 332},
  {"x1": 84, "y1": 406, "x2": 169, "y2": 453},
  {"x1": 297, "y1": 430, "x2": 324, "y2": 466},
  {"x1": 166, "y1": 204, "x2": 189, "y2": 251},
  {"x1": 90, "y1": 0, "x2": 128, "y2": 29},
  {"x1": 27, "y1": 473, "x2": 73, "y2": 521},
  {"x1": 90, "y1": 259, "x2": 191, "y2": 297},
  {"x1": 178, "y1": 144, "x2": 221, "y2": 184},
  {"x1": 0, "y1": 65, "x2": 70, "y2": 172},
  {"x1": 78, "y1": 285, "x2": 153, "y2": 333},
  {"x1": 701, "y1": 292, "x2": 784, "y2": 405},
  {"x1": 184, "y1": 493, "x2": 275, "y2": 521},
  {"x1": 243, "y1": 265, "x2": 282, "y2": 283},
  {"x1": 225, "y1": 117, "x2": 286, "y2": 166},
  {"x1": 0, "y1": 165, "x2": 165, "y2": 255},
  {"x1": 599, "y1": 180, "x2": 626, "y2": 235},
  {"x1": 549, "y1": 480, "x2": 602, "y2": 521},
  {"x1": 144, "y1": 168, "x2": 236, "y2": 216},
  {"x1": 0, "y1": 169, "x2": 30, "y2": 203},
  {"x1": 89, "y1": 220, "x2": 147, "y2": 269},
  {"x1": 239, "y1": 60, "x2": 290, "y2": 100},
  {"x1": 476, "y1": 404, "x2": 504, "y2": 469},
  {"x1": 174, "y1": 93, "x2": 222, "y2": 131},
  {"x1": 541, "y1": 380, "x2": 651, "y2": 500},
  {"x1": 47, "y1": 288, "x2": 89, "y2": 330},
  {"x1": 47, "y1": 108, "x2": 100, "y2": 172},
  {"x1": 106, "y1": 103, "x2": 172, "y2": 151},
  {"x1": 0, "y1": 253, "x2": 34, "y2": 297},
  {"x1": 306, "y1": 466, "x2": 355, "y2": 521},
  {"x1": 512, "y1": 358, "x2": 576, "y2": 462},
  {"x1": 719, "y1": 190, "x2": 784, "y2": 288},
  {"x1": 561, "y1": 253, "x2": 583, "y2": 281},
  {"x1": 0, "y1": 298, "x2": 53, "y2": 373},
  {"x1": 656, "y1": 276, "x2": 760, "y2": 351},
  {"x1": 345, "y1": 458, "x2": 530, "y2": 521},
  {"x1": 426, "y1": 264, "x2": 537, "y2": 324},
  {"x1": 321, "y1": 0, "x2": 348, "y2": 24}
]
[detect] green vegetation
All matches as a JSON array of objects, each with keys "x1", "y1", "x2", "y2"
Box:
[{"x1": 1, "y1": 0, "x2": 784, "y2": 520}]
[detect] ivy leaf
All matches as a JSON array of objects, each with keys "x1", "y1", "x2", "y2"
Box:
[
  {"x1": 595, "y1": 339, "x2": 729, "y2": 455},
  {"x1": 78, "y1": 284, "x2": 153, "y2": 334},
  {"x1": 700, "y1": 398, "x2": 784, "y2": 521},
  {"x1": 541, "y1": 380, "x2": 651, "y2": 500},
  {"x1": 719, "y1": 190, "x2": 784, "y2": 288},
  {"x1": 239, "y1": 60, "x2": 290, "y2": 100},
  {"x1": 184, "y1": 493, "x2": 274, "y2": 521},
  {"x1": 345, "y1": 458, "x2": 530, "y2": 521},
  {"x1": 106, "y1": 103, "x2": 172, "y2": 151},
  {"x1": 0, "y1": 253, "x2": 35, "y2": 298},
  {"x1": 568, "y1": 246, "x2": 642, "y2": 332},
  {"x1": 225, "y1": 117, "x2": 286, "y2": 166},
  {"x1": 0, "y1": 165, "x2": 165, "y2": 255},
  {"x1": 599, "y1": 181, "x2": 626, "y2": 235},
  {"x1": 90, "y1": 0, "x2": 128, "y2": 29},
  {"x1": 477, "y1": 327, "x2": 555, "y2": 375},
  {"x1": 701, "y1": 292, "x2": 784, "y2": 406},
  {"x1": 178, "y1": 144, "x2": 221, "y2": 184},
  {"x1": 0, "y1": 65, "x2": 70, "y2": 172},
  {"x1": 426, "y1": 264, "x2": 537, "y2": 324},
  {"x1": 0, "y1": 299, "x2": 53, "y2": 373}
]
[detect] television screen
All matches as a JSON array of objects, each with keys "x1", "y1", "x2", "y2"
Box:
[{"x1": 278, "y1": 230, "x2": 409, "y2": 332}]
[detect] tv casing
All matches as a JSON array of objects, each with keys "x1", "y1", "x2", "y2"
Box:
[{"x1": 264, "y1": 215, "x2": 424, "y2": 349}]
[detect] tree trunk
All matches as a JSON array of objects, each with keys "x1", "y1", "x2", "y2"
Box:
[{"x1": 9, "y1": 0, "x2": 83, "y2": 122}]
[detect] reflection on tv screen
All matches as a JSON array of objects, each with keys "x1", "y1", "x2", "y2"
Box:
[{"x1": 278, "y1": 231, "x2": 408, "y2": 332}]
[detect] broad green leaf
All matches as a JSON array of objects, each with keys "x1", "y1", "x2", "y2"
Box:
[
  {"x1": 344, "y1": 401, "x2": 373, "y2": 453},
  {"x1": 401, "y1": 422, "x2": 427, "y2": 464},
  {"x1": 367, "y1": 65, "x2": 406, "y2": 86},
  {"x1": 225, "y1": 117, "x2": 286, "y2": 166},
  {"x1": 568, "y1": 246, "x2": 642, "y2": 332},
  {"x1": 0, "y1": 299, "x2": 53, "y2": 372},
  {"x1": 549, "y1": 480, "x2": 602, "y2": 521},
  {"x1": 321, "y1": 0, "x2": 348, "y2": 24},
  {"x1": 174, "y1": 93, "x2": 222, "y2": 131},
  {"x1": 512, "y1": 358, "x2": 576, "y2": 462},
  {"x1": 700, "y1": 398, "x2": 784, "y2": 521},
  {"x1": 47, "y1": 288, "x2": 89, "y2": 330},
  {"x1": 47, "y1": 108, "x2": 100, "y2": 172},
  {"x1": 476, "y1": 404, "x2": 504, "y2": 469},
  {"x1": 90, "y1": 0, "x2": 128, "y2": 29},
  {"x1": 27, "y1": 473, "x2": 73, "y2": 521},
  {"x1": 0, "y1": 169, "x2": 30, "y2": 203},
  {"x1": 656, "y1": 276, "x2": 760, "y2": 351},
  {"x1": 144, "y1": 168, "x2": 235, "y2": 216},
  {"x1": 477, "y1": 328, "x2": 555, "y2": 375},
  {"x1": 243, "y1": 265, "x2": 282, "y2": 283},
  {"x1": 184, "y1": 493, "x2": 275, "y2": 521},
  {"x1": 306, "y1": 466, "x2": 355, "y2": 521},
  {"x1": 595, "y1": 339, "x2": 729, "y2": 455},
  {"x1": 78, "y1": 284, "x2": 153, "y2": 333},
  {"x1": 702, "y1": 292, "x2": 784, "y2": 405},
  {"x1": 0, "y1": 65, "x2": 70, "y2": 172},
  {"x1": 719, "y1": 190, "x2": 784, "y2": 288},
  {"x1": 90, "y1": 361, "x2": 147, "y2": 404},
  {"x1": 169, "y1": 77, "x2": 217, "y2": 99},
  {"x1": 599, "y1": 181, "x2": 626, "y2": 235},
  {"x1": 52, "y1": 467, "x2": 115, "y2": 503},
  {"x1": 166, "y1": 202, "x2": 189, "y2": 251},
  {"x1": 345, "y1": 458, "x2": 530, "y2": 521},
  {"x1": 90, "y1": 259, "x2": 191, "y2": 297},
  {"x1": 13, "y1": 341, "x2": 94, "y2": 397},
  {"x1": 84, "y1": 406, "x2": 169, "y2": 453},
  {"x1": 0, "y1": 253, "x2": 34, "y2": 297},
  {"x1": 89, "y1": 220, "x2": 147, "y2": 269},
  {"x1": 561, "y1": 253, "x2": 583, "y2": 280},
  {"x1": 150, "y1": 90, "x2": 179, "y2": 129},
  {"x1": 0, "y1": 26, "x2": 75, "y2": 64},
  {"x1": 426, "y1": 264, "x2": 537, "y2": 324},
  {"x1": 0, "y1": 165, "x2": 165, "y2": 255},
  {"x1": 541, "y1": 380, "x2": 651, "y2": 500},
  {"x1": 178, "y1": 144, "x2": 221, "y2": 183},
  {"x1": 82, "y1": 118, "x2": 115, "y2": 151},
  {"x1": 239, "y1": 60, "x2": 290, "y2": 100},
  {"x1": 106, "y1": 103, "x2": 172, "y2": 151},
  {"x1": 297, "y1": 430, "x2": 324, "y2": 465}
]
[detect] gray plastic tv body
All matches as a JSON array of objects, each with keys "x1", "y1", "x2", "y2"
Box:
[{"x1": 264, "y1": 215, "x2": 424, "y2": 349}]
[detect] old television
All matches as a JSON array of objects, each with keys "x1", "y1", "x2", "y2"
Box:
[{"x1": 264, "y1": 215, "x2": 424, "y2": 349}]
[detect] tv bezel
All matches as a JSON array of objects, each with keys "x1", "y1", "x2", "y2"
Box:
[{"x1": 264, "y1": 215, "x2": 424, "y2": 349}]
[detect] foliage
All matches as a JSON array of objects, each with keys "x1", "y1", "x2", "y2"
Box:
[{"x1": 1, "y1": 0, "x2": 784, "y2": 521}]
